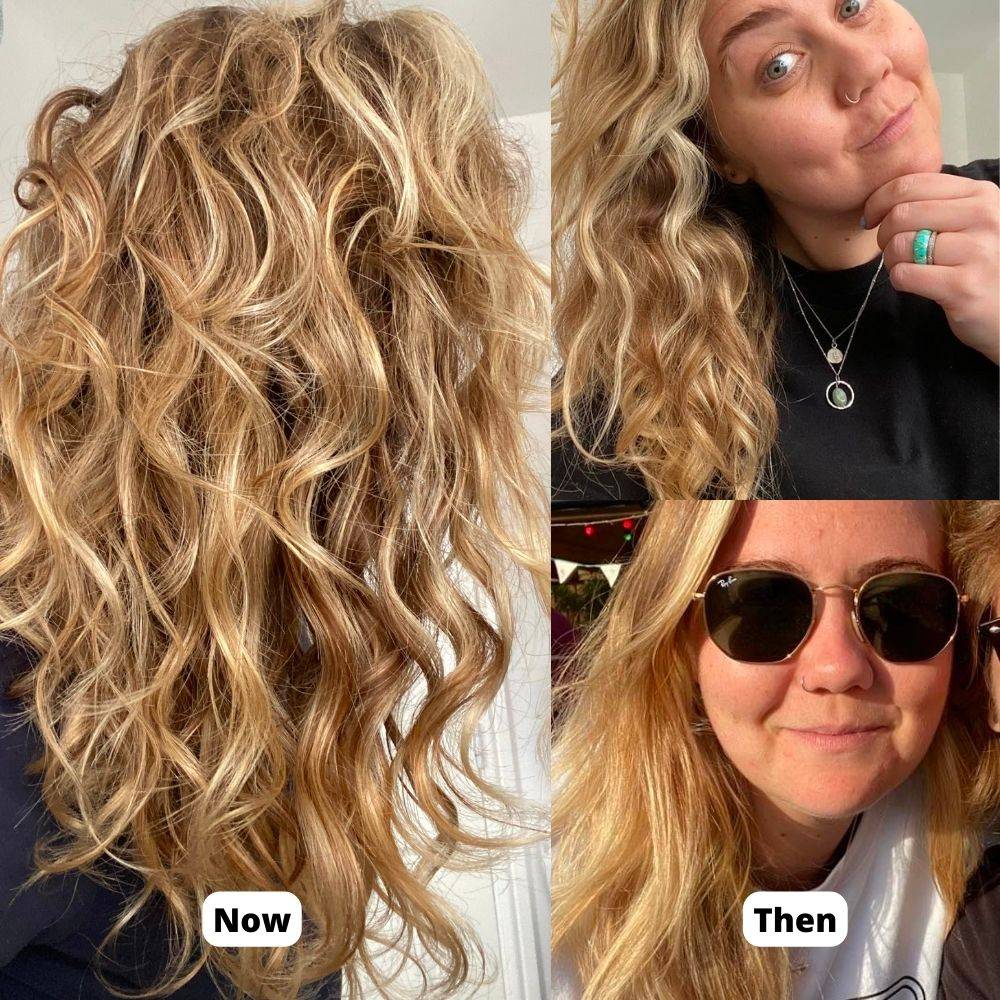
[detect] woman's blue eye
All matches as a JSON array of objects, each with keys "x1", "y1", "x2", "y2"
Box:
[
  {"x1": 764, "y1": 53, "x2": 797, "y2": 82},
  {"x1": 760, "y1": 0, "x2": 872, "y2": 85}
]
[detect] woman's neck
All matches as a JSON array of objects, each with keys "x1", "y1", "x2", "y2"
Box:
[
  {"x1": 771, "y1": 198, "x2": 884, "y2": 272},
  {"x1": 752, "y1": 794, "x2": 858, "y2": 890}
]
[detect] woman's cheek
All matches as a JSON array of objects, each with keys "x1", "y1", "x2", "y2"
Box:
[
  {"x1": 892, "y1": 659, "x2": 951, "y2": 759},
  {"x1": 697, "y1": 653, "x2": 786, "y2": 747}
]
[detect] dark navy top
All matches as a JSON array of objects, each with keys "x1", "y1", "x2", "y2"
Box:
[
  {"x1": 552, "y1": 158, "x2": 1000, "y2": 504},
  {"x1": 0, "y1": 636, "x2": 342, "y2": 999},
  {"x1": 940, "y1": 839, "x2": 1000, "y2": 999}
]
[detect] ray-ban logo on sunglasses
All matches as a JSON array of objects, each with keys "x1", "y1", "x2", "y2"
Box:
[{"x1": 718, "y1": 575, "x2": 738, "y2": 588}]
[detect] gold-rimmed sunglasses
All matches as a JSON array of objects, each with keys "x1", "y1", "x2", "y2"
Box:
[
  {"x1": 979, "y1": 608, "x2": 1000, "y2": 657},
  {"x1": 691, "y1": 568, "x2": 968, "y2": 664}
]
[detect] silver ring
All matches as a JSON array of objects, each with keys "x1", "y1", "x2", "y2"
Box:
[
  {"x1": 845, "y1": 91, "x2": 861, "y2": 104},
  {"x1": 826, "y1": 379, "x2": 855, "y2": 409},
  {"x1": 927, "y1": 230, "x2": 937, "y2": 265}
]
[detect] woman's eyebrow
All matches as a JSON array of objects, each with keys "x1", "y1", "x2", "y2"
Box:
[
  {"x1": 728, "y1": 557, "x2": 803, "y2": 574},
  {"x1": 854, "y1": 557, "x2": 940, "y2": 580},
  {"x1": 725, "y1": 557, "x2": 941, "y2": 580},
  {"x1": 717, "y1": 6, "x2": 791, "y2": 71}
]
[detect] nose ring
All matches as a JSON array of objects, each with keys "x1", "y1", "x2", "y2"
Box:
[{"x1": 845, "y1": 91, "x2": 861, "y2": 104}]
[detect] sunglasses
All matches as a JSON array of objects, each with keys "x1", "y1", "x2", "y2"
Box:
[
  {"x1": 692, "y1": 568, "x2": 967, "y2": 664},
  {"x1": 980, "y1": 608, "x2": 1000, "y2": 657}
]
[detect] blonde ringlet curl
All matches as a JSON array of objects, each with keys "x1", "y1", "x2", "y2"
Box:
[
  {"x1": 0, "y1": 1, "x2": 549, "y2": 997},
  {"x1": 552, "y1": 0, "x2": 784, "y2": 499},
  {"x1": 553, "y1": 500, "x2": 986, "y2": 1000}
]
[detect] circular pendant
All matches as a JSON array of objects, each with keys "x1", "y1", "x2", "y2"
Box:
[
  {"x1": 826, "y1": 346, "x2": 844, "y2": 364},
  {"x1": 826, "y1": 379, "x2": 854, "y2": 410}
]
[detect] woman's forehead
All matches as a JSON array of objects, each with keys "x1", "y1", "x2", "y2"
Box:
[
  {"x1": 714, "y1": 501, "x2": 946, "y2": 573},
  {"x1": 700, "y1": 0, "x2": 759, "y2": 44}
]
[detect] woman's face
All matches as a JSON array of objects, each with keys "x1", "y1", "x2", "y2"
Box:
[
  {"x1": 698, "y1": 0, "x2": 942, "y2": 216},
  {"x1": 695, "y1": 500, "x2": 952, "y2": 822}
]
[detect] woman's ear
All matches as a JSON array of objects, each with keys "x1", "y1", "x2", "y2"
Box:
[{"x1": 720, "y1": 162, "x2": 752, "y2": 184}]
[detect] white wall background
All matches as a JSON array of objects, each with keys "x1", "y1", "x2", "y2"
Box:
[
  {"x1": 0, "y1": 3, "x2": 550, "y2": 999},
  {"x1": 907, "y1": 0, "x2": 999, "y2": 164}
]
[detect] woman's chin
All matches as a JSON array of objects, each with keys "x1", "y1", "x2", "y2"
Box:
[
  {"x1": 769, "y1": 769, "x2": 904, "y2": 823},
  {"x1": 791, "y1": 789, "x2": 889, "y2": 823}
]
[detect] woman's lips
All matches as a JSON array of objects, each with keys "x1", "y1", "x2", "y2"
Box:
[
  {"x1": 858, "y1": 101, "x2": 915, "y2": 151},
  {"x1": 785, "y1": 726, "x2": 889, "y2": 751}
]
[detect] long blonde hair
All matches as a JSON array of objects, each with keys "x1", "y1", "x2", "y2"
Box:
[
  {"x1": 0, "y1": 2, "x2": 547, "y2": 997},
  {"x1": 553, "y1": 501, "x2": 985, "y2": 1000},
  {"x1": 553, "y1": 0, "x2": 785, "y2": 498}
]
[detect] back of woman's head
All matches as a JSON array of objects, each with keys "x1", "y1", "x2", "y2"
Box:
[
  {"x1": 0, "y1": 1, "x2": 547, "y2": 996},
  {"x1": 553, "y1": 0, "x2": 783, "y2": 498}
]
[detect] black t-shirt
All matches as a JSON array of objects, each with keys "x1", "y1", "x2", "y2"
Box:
[
  {"x1": 0, "y1": 637, "x2": 342, "y2": 1000},
  {"x1": 552, "y1": 159, "x2": 999, "y2": 505},
  {"x1": 773, "y1": 159, "x2": 998, "y2": 498},
  {"x1": 551, "y1": 404, "x2": 650, "y2": 514},
  {"x1": 939, "y1": 842, "x2": 1000, "y2": 1000}
]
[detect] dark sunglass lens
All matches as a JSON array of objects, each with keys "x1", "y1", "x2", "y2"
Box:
[
  {"x1": 704, "y1": 570, "x2": 813, "y2": 662},
  {"x1": 858, "y1": 572, "x2": 959, "y2": 662}
]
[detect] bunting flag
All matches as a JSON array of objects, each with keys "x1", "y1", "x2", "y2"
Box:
[
  {"x1": 551, "y1": 559, "x2": 627, "y2": 588},
  {"x1": 553, "y1": 558, "x2": 578, "y2": 584}
]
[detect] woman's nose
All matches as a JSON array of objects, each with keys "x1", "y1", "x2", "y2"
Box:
[
  {"x1": 796, "y1": 588, "x2": 875, "y2": 693},
  {"x1": 833, "y1": 36, "x2": 892, "y2": 109}
]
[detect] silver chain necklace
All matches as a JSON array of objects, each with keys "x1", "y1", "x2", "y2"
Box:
[{"x1": 779, "y1": 251, "x2": 884, "y2": 410}]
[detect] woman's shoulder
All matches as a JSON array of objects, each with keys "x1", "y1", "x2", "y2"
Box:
[
  {"x1": 939, "y1": 842, "x2": 1000, "y2": 999},
  {"x1": 551, "y1": 388, "x2": 652, "y2": 513},
  {"x1": 0, "y1": 632, "x2": 37, "y2": 672},
  {"x1": 941, "y1": 158, "x2": 999, "y2": 187},
  {"x1": 0, "y1": 636, "x2": 59, "y2": 968}
]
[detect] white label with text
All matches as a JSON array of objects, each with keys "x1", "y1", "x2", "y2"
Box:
[
  {"x1": 742, "y1": 891, "x2": 848, "y2": 947},
  {"x1": 202, "y1": 891, "x2": 303, "y2": 947}
]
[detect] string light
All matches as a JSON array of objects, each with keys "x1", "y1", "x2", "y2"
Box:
[
  {"x1": 551, "y1": 512, "x2": 647, "y2": 542},
  {"x1": 552, "y1": 510, "x2": 649, "y2": 530}
]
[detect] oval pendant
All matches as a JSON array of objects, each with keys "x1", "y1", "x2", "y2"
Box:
[
  {"x1": 826, "y1": 346, "x2": 844, "y2": 364},
  {"x1": 826, "y1": 379, "x2": 854, "y2": 410}
]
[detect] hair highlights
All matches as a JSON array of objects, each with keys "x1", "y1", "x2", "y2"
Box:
[
  {"x1": 553, "y1": 501, "x2": 984, "y2": 1000},
  {"x1": 553, "y1": 0, "x2": 784, "y2": 498},
  {"x1": 0, "y1": 2, "x2": 547, "y2": 996}
]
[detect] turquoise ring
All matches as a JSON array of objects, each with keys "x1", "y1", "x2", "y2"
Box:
[{"x1": 912, "y1": 228, "x2": 936, "y2": 265}]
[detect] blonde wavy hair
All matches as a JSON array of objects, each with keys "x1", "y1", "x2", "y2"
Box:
[
  {"x1": 0, "y1": 2, "x2": 547, "y2": 997},
  {"x1": 553, "y1": 0, "x2": 787, "y2": 498},
  {"x1": 553, "y1": 501, "x2": 989, "y2": 1000}
]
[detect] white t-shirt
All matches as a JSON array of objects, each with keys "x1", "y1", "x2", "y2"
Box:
[
  {"x1": 552, "y1": 772, "x2": 945, "y2": 1000},
  {"x1": 792, "y1": 772, "x2": 944, "y2": 1000}
]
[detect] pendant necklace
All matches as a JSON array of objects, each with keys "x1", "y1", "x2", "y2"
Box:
[{"x1": 779, "y1": 251, "x2": 884, "y2": 410}]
